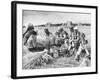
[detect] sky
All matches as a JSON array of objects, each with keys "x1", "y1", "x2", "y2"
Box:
[
  {"x1": 22, "y1": 10, "x2": 91, "y2": 44},
  {"x1": 23, "y1": 10, "x2": 91, "y2": 27}
]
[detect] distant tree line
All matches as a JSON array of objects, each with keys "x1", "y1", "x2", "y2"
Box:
[{"x1": 23, "y1": 22, "x2": 91, "y2": 28}]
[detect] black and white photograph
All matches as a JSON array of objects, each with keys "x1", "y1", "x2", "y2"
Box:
[
  {"x1": 11, "y1": 1, "x2": 97, "y2": 79},
  {"x1": 22, "y1": 10, "x2": 91, "y2": 69}
]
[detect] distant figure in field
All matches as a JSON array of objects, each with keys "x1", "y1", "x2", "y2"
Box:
[{"x1": 44, "y1": 28, "x2": 51, "y2": 50}]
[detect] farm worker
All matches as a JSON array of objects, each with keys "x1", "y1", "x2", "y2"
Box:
[
  {"x1": 49, "y1": 33, "x2": 56, "y2": 46},
  {"x1": 55, "y1": 31, "x2": 61, "y2": 46},
  {"x1": 23, "y1": 23, "x2": 34, "y2": 38},
  {"x1": 81, "y1": 33, "x2": 89, "y2": 56},
  {"x1": 73, "y1": 27, "x2": 81, "y2": 51},
  {"x1": 69, "y1": 26, "x2": 81, "y2": 56},
  {"x1": 27, "y1": 30, "x2": 37, "y2": 49},
  {"x1": 49, "y1": 46, "x2": 59, "y2": 58},
  {"x1": 23, "y1": 23, "x2": 37, "y2": 49},
  {"x1": 44, "y1": 28, "x2": 51, "y2": 50},
  {"x1": 59, "y1": 39, "x2": 69, "y2": 56},
  {"x1": 62, "y1": 31, "x2": 69, "y2": 40},
  {"x1": 69, "y1": 26, "x2": 74, "y2": 41},
  {"x1": 67, "y1": 21, "x2": 74, "y2": 38},
  {"x1": 58, "y1": 28, "x2": 65, "y2": 38},
  {"x1": 57, "y1": 28, "x2": 65, "y2": 46},
  {"x1": 75, "y1": 33, "x2": 89, "y2": 61}
]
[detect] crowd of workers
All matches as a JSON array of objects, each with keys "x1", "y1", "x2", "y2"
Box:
[{"x1": 23, "y1": 22, "x2": 90, "y2": 64}]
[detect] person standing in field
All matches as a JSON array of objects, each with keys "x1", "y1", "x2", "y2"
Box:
[
  {"x1": 55, "y1": 31, "x2": 61, "y2": 46},
  {"x1": 75, "y1": 32, "x2": 89, "y2": 61},
  {"x1": 44, "y1": 28, "x2": 51, "y2": 51}
]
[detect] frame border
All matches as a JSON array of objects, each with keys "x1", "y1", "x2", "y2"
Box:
[{"x1": 11, "y1": 1, "x2": 98, "y2": 79}]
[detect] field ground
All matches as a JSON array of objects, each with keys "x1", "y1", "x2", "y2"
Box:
[{"x1": 22, "y1": 25, "x2": 91, "y2": 69}]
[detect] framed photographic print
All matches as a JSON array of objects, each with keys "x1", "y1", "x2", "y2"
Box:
[{"x1": 11, "y1": 1, "x2": 98, "y2": 79}]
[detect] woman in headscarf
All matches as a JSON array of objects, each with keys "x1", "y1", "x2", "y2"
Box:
[
  {"x1": 23, "y1": 23, "x2": 37, "y2": 51},
  {"x1": 23, "y1": 23, "x2": 34, "y2": 38}
]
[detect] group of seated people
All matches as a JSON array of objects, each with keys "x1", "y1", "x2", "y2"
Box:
[{"x1": 23, "y1": 23, "x2": 90, "y2": 62}]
